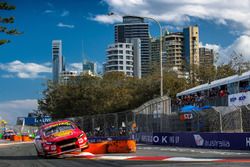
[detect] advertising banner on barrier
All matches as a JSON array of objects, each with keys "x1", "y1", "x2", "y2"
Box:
[
  {"x1": 228, "y1": 92, "x2": 250, "y2": 107},
  {"x1": 24, "y1": 116, "x2": 52, "y2": 126},
  {"x1": 134, "y1": 132, "x2": 153, "y2": 144},
  {"x1": 152, "y1": 132, "x2": 250, "y2": 150}
]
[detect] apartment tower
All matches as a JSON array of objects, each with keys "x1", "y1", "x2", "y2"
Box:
[{"x1": 115, "y1": 16, "x2": 150, "y2": 77}]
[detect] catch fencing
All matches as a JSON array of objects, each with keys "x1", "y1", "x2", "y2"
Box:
[
  {"x1": 67, "y1": 96, "x2": 171, "y2": 137},
  {"x1": 67, "y1": 95, "x2": 250, "y2": 137}
]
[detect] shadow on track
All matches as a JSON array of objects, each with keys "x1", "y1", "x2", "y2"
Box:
[{"x1": 0, "y1": 155, "x2": 42, "y2": 160}]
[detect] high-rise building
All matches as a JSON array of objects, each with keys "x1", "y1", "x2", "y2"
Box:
[
  {"x1": 183, "y1": 26, "x2": 199, "y2": 68},
  {"x1": 105, "y1": 42, "x2": 134, "y2": 77},
  {"x1": 115, "y1": 16, "x2": 150, "y2": 77},
  {"x1": 59, "y1": 71, "x2": 78, "y2": 85},
  {"x1": 52, "y1": 40, "x2": 64, "y2": 83},
  {"x1": 164, "y1": 32, "x2": 184, "y2": 76},
  {"x1": 82, "y1": 60, "x2": 97, "y2": 76},
  {"x1": 126, "y1": 38, "x2": 141, "y2": 78},
  {"x1": 199, "y1": 47, "x2": 214, "y2": 66},
  {"x1": 149, "y1": 37, "x2": 160, "y2": 67},
  {"x1": 183, "y1": 26, "x2": 199, "y2": 82}
]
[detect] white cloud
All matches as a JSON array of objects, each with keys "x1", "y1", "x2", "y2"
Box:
[
  {"x1": 199, "y1": 42, "x2": 221, "y2": 53},
  {"x1": 95, "y1": 0, "x2": 250, "y2": 34},
  {"x1": 96, "y1": 0, "x2": 250, "y2": 65},
  {"x1": 0, "y1": 99, "x2": 37, "y2": 125},
  {"x1": 200, "y1": 35, "x2": 250, "y2": 65},
  {"x1": 44, "y1": 10, "x2": 54, "y2": 14},
  {"x1": 219, "y1": 35, "x2": 250, "y2": 64},
  {"x1": 68, "y1": 63, "x2": 82, "y2": 72},
  {"x1": 0, "y1": 60, "x2": 51, "y2": 79},
  {"x1": 57, "y1": 22, "x2": 75, "y2": 28},
  {"x1": 61, "y1": 10, "x2": 69, "y2": 17},
  {"x1": 92, "y1": 14, "x2": 122, "y2": 24}
]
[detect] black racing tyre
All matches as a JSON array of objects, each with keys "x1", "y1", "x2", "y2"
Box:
[{"x1": 35, "y1": 147, "x2": 42, "y2": 157}]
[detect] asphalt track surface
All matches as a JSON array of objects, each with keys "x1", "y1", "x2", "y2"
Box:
[{"x1": 1, "y1": 140, "x2": 250, "y2": 167}]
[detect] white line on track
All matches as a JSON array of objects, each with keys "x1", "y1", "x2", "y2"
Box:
[
  {"x1": 138, "y1": 146, "x2": 250, "y2": 155},
  {"x1": 165, "y1": 157, "x2": 222, "y2": 162},
  {"x1": 95, "y1": 156, "x2": 136, "y2": 160}
]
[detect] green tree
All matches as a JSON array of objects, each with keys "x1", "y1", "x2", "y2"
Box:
[
  {"x1": 163, "y1": 71, "x2": 189, "y2": 98},
  {"x1": 196, "y1": 65, "x2": 216, "y2": 84},
  {"x1": 0, "y1": 2, "x2": 21, "y2": 45},
  {"x1": 216, "y1": 64, "x2": 237, "y2": 79}
]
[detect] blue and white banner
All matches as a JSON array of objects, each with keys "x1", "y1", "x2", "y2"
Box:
[
  {"x1": 134, "y1": 132, "x2": 153, "y2": 144},
  {"x1": 228, "y1": 92, "x2": 250, "y2": 107},
  {"x1": 152, "y1": 132, "x2": 250, "y2": 150},
  {"x1": 24, "y1": 116, "x2": 52, "y2": 126}
]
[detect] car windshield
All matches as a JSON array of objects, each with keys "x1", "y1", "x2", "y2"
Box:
[{"x1": 44, "y1": 123, "x2": 75, "y2": 136}]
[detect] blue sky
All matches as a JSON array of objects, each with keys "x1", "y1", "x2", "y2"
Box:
[{"x1": 1, "y1": 0, "x2": 250, "y2": 124}]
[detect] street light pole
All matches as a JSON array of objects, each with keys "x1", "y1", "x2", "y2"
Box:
[
  {"x1": 143, "y1": 16, "x2": 163, "y2": 97},
  {"x1": 108, "y1": 13, "x2": 164, "y2": 97}
]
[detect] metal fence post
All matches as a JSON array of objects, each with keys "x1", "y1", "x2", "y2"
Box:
[
  {"x1": 240, "y1": 107, "x2": 243, "y2": 132},
  {"x1": 219, "y1": 111, "x2": 223, "y2": 132}
]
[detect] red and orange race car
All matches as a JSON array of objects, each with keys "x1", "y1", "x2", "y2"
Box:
[{"x1": 34, "y1": 120, "x2": 88, "y2": 158}]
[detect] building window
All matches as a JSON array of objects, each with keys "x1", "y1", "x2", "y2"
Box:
[
  {"x1": 119, "y1": 50, "x2": 123, "y2": 54},
  {"x1": 126, "y1": 61, "x2": 132, "y2": 65},
  {"x1": 126, "y1": 67, "x2": 132, "y2": 70},
  {"x1": 119, "y1": 56, "x2": 123, "y2": 59},
  {"x1": 126, "y1": 56, "x2": 132, "y2": 60},
  {"x1": 119, "y1": 61, "x2": 123, "y2": 64},
  {"x1": 119, "y1": 44, "x2": 123, "y2": 48},
  {"x1": 126, "y1": 50, "x2": 131, "y2": 54},
  {"x1": 126, "y1": 72, "x2": 132, "y2": 75}
]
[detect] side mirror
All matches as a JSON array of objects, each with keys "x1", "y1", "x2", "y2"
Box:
[{"x1": 35, "y1": 135, "x2": 41, "y2": 140}]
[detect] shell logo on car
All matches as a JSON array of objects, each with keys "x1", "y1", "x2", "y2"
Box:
[
  {"x1": 44, "y1": 122, "x2": 72, "y2": 130},
  {"x1": 52, "y1": 130, "x2": 73, "y2": 137}
]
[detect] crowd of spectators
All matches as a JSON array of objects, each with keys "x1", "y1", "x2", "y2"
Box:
[
  {"x1": 174, "y1": 82, "x2": 250, "y2": 109},
  {"x1": 174, "y1": 88, "x2": 229, "y2": 108}
]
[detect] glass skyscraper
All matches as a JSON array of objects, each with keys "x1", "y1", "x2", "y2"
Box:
[
  {"x1": 52, "y1": 40, "x2": 64, "y2": 83},
  {"x1": 82, "y1": 60, "x2": 97, "y2": 75},
  {"x1": 115, "y1": 16, "x2": 150, "y2": 77}
]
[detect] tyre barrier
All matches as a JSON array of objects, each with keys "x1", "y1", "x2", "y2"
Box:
[
  {"x1": 10, "y1": 135, "x2": 22, "y2": 142},
  {"x1": 22, "y1": 135, "x2": 32, "y2": 142},
  {"x1": 9, "y1": 135, "x2": 33, "y2": 142},
  {"x1": 83, "y1": 139, "x2": 136, "y2": 154},
  {"x1": 84, "y1": 142, "x2": 108, "y2": 154},
  {"x1": 107, "y1": 140, "x2": 136, "y2": 153}
]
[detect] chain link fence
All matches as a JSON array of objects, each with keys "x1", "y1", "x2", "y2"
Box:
[
  {"x1": 66, "y1": 95, "x2": 250, "y2": 137},
  {"x1": 67, "y1": 96, "x2": 171, "y2": 137},
  {"x1": 1, "y1": 96, "x2": 245, "y2": 138},
  {"x1": 2, "y1": 96, "x2": 248, "y2": 138}
]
